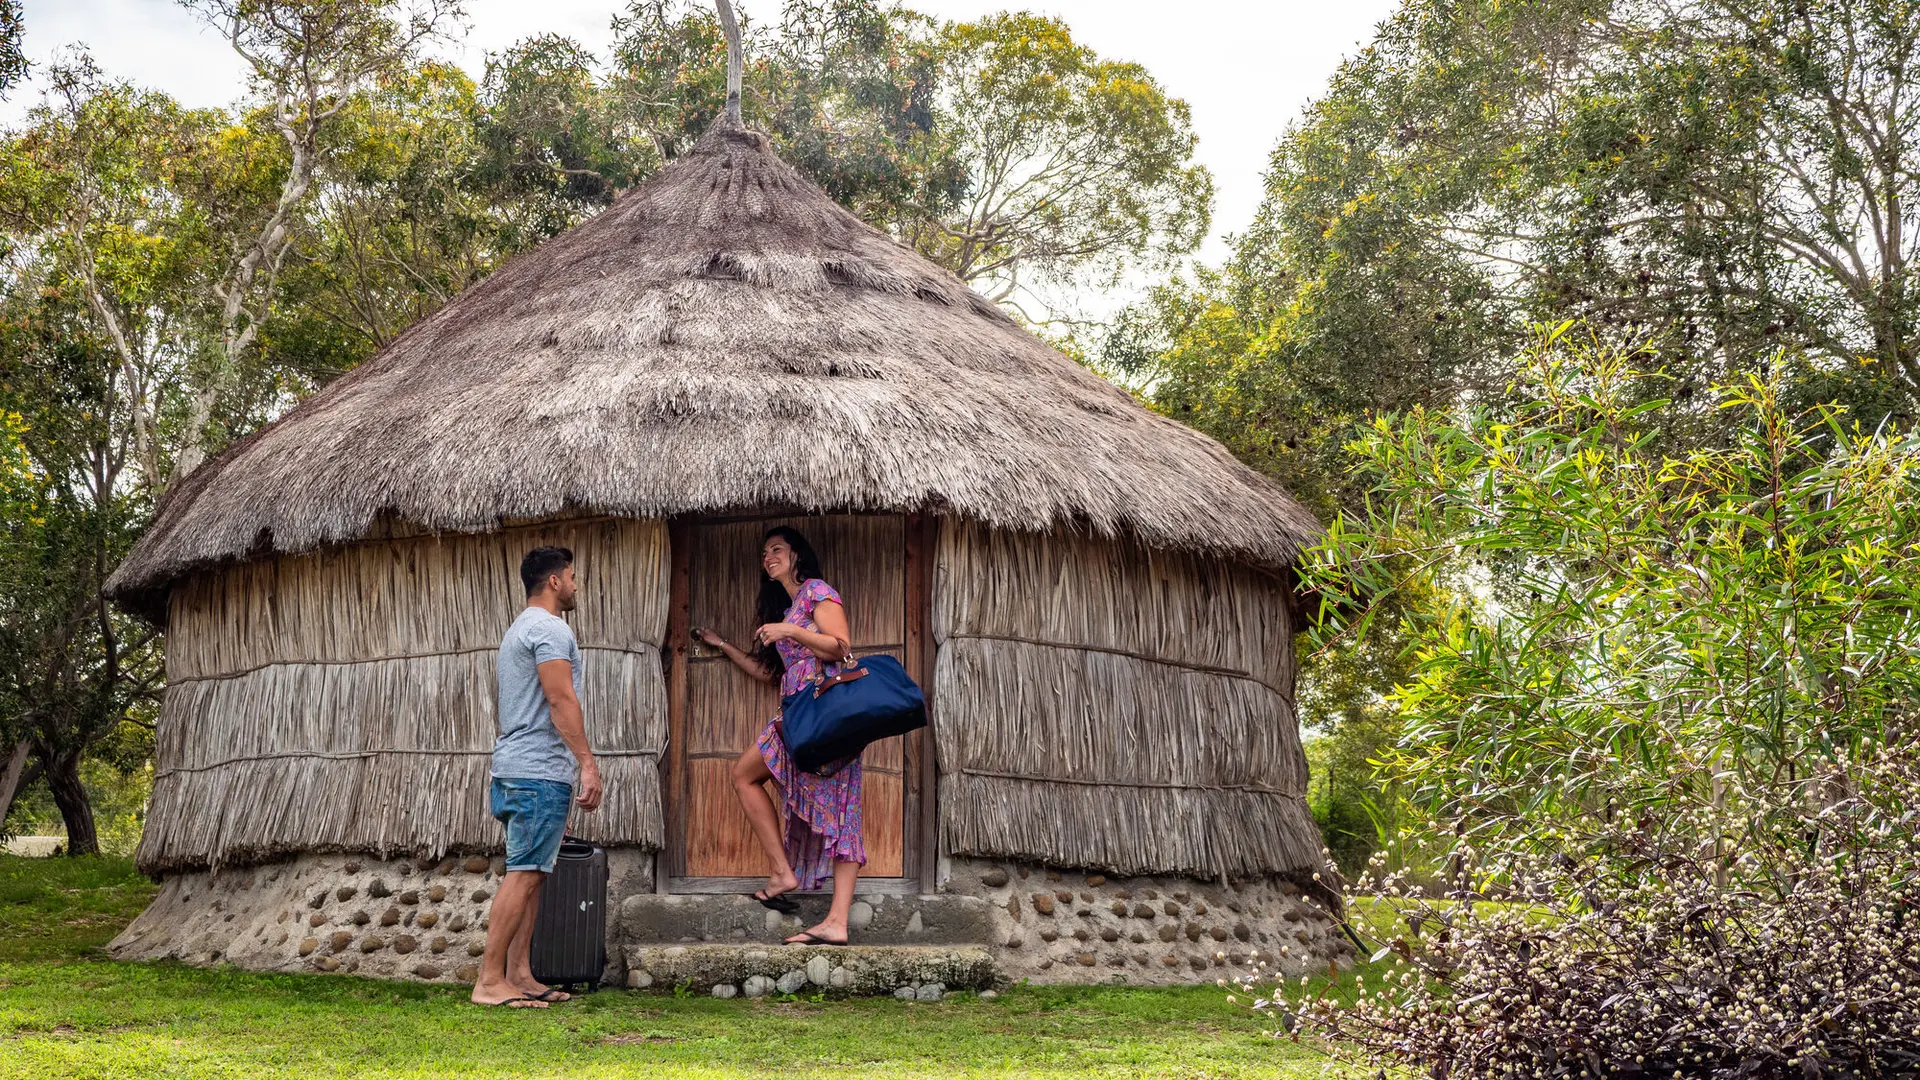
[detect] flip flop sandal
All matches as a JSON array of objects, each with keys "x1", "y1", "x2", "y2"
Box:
[
  {"x1": 752, "y1": 890, "x2": 800, "y2": 914},
  {"x1": 486, "y1": 996, "x2": 548, "y2": 1009},
  {"x1": 533, "y1": 988, "x2": 571, "y2": 1002},
  {"x1": 784, "y1": 932, "x2": 848, "y2": 946}
]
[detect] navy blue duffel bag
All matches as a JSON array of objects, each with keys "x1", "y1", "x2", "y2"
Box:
[{"x1": 778, "y1": 652, "x2": 927, "y2": 775}]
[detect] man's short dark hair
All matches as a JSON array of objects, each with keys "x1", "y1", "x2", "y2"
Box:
[{"x1": 520, "y1": 546, "x2": 574, "y2": 596}]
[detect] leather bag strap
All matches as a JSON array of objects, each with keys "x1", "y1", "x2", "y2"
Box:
[{"x1": 813, "y1": 665, "x2": 870, "y2": 698}]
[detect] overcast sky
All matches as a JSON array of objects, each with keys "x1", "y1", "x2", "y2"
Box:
[{"x1": 9, "y1": 0, "x2": 1400, "y2": 269}]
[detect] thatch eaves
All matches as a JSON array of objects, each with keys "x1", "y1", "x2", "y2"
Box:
[{"x1": 106, "y1": 119, "x2": 1320, "y2": 619}]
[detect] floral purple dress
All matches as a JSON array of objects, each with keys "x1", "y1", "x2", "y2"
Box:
[{"x1": 756, "y1": 578, "x2": 866, "y2": 890}]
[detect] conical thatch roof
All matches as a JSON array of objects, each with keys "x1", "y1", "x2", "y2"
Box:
[{"x1": 107, "y1": 119, "x2": 1319, "y2": 617}]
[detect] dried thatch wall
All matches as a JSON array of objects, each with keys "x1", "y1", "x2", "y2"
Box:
[
  {"x1": 139, "y1": 519, "x2": 669, "y2": 873},
  {"x1": 933, "y1": 521, "x2": 1319, "y2": 879}
]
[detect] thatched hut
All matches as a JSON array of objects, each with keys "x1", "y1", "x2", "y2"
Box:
[{"x1": 103, "y1": 115, "x2": 1346, "y2": 988}]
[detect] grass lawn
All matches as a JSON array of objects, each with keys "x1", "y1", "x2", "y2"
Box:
[{"x1": 0, "y1": 854, "x2": 1368, "y2": 1079}]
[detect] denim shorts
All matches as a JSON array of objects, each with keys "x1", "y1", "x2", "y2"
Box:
[{"x1": 489, "y1": 777, "x2": 572, "y2": 873}]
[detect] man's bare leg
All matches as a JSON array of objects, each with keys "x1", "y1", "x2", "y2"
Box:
[
  {"x1": 506, "y1": 875, "x2": 566, "y2": 1000},
  {"x1": 472, "y1": 870, "x2": 547, "y2": 1007}
]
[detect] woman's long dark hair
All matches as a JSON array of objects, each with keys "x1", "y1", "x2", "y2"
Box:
[{"x1": 753, "y1": 526, "x2": 824, "y2": 675}]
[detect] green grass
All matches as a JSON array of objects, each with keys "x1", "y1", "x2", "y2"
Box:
[
  {"x1": 0, "y1": 854, "x2": 156, "y2": 963},
  {"x1": 0, "y1": 853, "x2": 1370, "y2": 1078}
]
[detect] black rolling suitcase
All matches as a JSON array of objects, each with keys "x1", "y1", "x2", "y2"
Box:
[{"x1": 530, "y1": 836, "x2": 608, "y2": 990}]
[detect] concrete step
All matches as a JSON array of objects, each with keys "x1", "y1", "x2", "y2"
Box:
[
  {"x1": 624, "y1": 943, "x2": 998, "y2": 998},
  {"x1": 618, "y1": 892, "x2": 995, "y2": 947}
]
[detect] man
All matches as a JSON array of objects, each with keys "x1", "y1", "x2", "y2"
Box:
[{"x1": 471, "y1": 545, "x2": 604, "y2": 1008}]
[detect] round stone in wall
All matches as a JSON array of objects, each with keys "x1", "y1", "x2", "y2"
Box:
[
  {"x1": 711, "y1": 983, "x2": 738, "y2": 999},
  {"x1": 463, "y1": 856, "x2": 489, "y2": 874},
  {"x1": 743, "y1": 975, "x2": 774, "y2": 998},
  {"x1": 847, "y1": 901, "x2": 874, "y2": 930}
]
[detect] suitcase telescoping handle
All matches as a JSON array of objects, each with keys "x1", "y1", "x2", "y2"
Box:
[{"x1": 557, "y1": 834, "x2": 596, "y2": 860}]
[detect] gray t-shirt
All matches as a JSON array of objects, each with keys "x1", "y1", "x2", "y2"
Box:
[{"x1": 492, "y1": 607, "x2": 583, "y2": 784}]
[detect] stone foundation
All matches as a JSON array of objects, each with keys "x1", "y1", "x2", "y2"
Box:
[
  {"x1": 625, "y1": 944, "x2": 997, "y2": 999},
  {"x1": 942, "y1": 857, "x2": 1353, "y2": 985},
  {"x1": 106, "y1": 849, "x2": 651, "y2": 985},
  {"x1": 108, "y1": 851, "x2": 1348, "y2": 990}
]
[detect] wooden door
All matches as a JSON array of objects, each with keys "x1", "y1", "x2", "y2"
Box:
[{"x1": 664, "y1": 513, "x2": 922, "y2": 887}]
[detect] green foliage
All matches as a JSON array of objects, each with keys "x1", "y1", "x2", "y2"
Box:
[
  {"x1": 4, "y1": 760, "x2": 153, "y2": 855},
  {"x1": 0, "y1": 0, "x2": 23, "y2": 99},
  {"x1": 1112, "y1": 0, "x2": 1920, "y2": 534},
  {"x1": 1303, "y1": 716, "x2": 1403, "y2": 877},
  {"x1": 604, "y1": 0, "x2": 959, "y2": 225},
  {"x1": 1305, "y1": 324, "x2": 1920, "y2": 853},
  {"x1": 1246, "y1": 324, "x2": 1920, "y2": 1074},
  {"x1": 911, "y1": 12, "x2": 1212, "y2": 317}
]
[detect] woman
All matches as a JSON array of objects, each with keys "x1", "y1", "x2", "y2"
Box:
[{"x1": 693, "y1": 526, "x2": 865, "y2": 946}]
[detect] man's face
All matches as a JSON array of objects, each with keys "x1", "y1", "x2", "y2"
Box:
[{"x1": 550, "y1": 565, "x2": 578, "y2": 612}]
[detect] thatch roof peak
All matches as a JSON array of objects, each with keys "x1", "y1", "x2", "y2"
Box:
[{"x1": 107, "y1": 116, "x2": 1321, "y2": 618}]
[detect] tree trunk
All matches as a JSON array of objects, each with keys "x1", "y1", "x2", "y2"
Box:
[
  {"x1": 0, "y1": 741, "x2": 30, "y2": 825},
  {"x1": 44, "y1": 749, "x2": 98, "y2": 857}
]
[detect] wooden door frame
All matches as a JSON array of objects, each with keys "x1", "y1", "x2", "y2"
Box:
[{"x1": 656, "y1": 511, "x2": 938, "y2": 895}]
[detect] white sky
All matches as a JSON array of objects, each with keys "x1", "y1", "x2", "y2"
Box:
[{"x1": 9, "y1": 0, "x2": 1400, "y2": 269}]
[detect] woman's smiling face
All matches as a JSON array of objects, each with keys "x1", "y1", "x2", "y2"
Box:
[{"x1": 763, "y1": 536, "x2": 798, "y2": 583}]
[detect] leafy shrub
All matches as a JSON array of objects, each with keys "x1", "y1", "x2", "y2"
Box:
[
  {"x1": 1261, "y1": 329, "x2": 1920, "y2": 1077},
  {"x1": 1261, "y1": 746, "x2": 1920, "y2": 1077}
]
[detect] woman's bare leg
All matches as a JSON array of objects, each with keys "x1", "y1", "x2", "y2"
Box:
[
  {"x1": 786, "y1": 860, "x2": 858, "y2": 944},
  {"x1": 731, "y1": 745, "x2": 798, "y2": 897}
]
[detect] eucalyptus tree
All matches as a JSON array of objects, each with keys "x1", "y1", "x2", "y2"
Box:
[
  {"x1": 0, "y1": 70, "x2": 190, "y2": 842},
  {"x1": 170, "y1": 0, "x2": 464, "y2": 482}
]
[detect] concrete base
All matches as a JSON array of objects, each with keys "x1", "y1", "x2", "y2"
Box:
[
  {"x1": 624, "y1": 944, "x2": 998, "y2": 998},
  {"x1": 618, "y1": 892, "x2": 995, "y2": 947}
]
